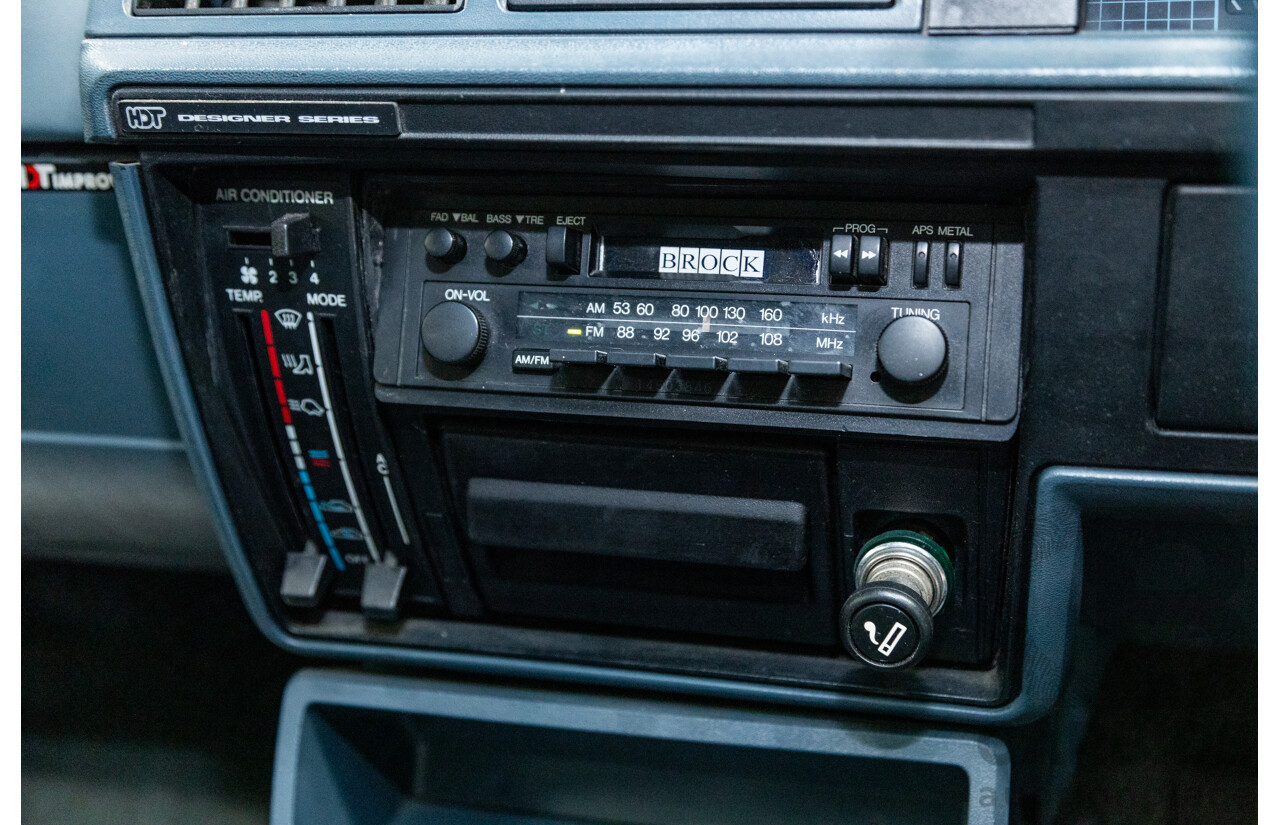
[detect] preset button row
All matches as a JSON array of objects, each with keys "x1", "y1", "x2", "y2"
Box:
[{"x1": 516, "y1": 349, "x2": 852, "y2": 379}]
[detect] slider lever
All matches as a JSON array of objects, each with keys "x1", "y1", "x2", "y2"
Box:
[
  {"x1": 361, "y1": 559, "x2": 408, "y2": 621},
  {"x1": 280, "y1": 540, "x2": 330, "y2": 608}
]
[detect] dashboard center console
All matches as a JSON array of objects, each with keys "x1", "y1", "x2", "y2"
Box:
[
  {"x1": 86, "y1": 0, "x2": 1254, "y2": 726},
  {"x1": 17, "y1": 2, "x2": 1259, "y2": 823},
  {"x1": 138, "y1": 162, "x2": 1024, "y2": 711}
]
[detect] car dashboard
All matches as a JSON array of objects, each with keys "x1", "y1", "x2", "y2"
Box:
[{"x1": 22, "y1": 1, "x2": 1258, "y2": 823}]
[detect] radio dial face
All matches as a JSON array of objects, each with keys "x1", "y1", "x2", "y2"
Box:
[{"x1": 421, "y1": 301, "x2": 490, "y2": 366}]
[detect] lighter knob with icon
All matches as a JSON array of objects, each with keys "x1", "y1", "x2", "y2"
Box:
[{"x1": 838, "y1": 529, "x2": 954, "y2": 671}]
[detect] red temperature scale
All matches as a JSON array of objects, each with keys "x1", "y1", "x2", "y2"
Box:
[{"x1": 256, "y1": 303, "x2": 386, "y2": 576}]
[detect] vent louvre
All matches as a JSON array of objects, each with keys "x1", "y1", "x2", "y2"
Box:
[{"x1": 134, "y1": 0, "x2": 455, "y2": 13}]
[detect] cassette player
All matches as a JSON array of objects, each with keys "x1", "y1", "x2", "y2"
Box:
[{"x1": 369, "y1": 184, "x2": 1024, "y2": 433}]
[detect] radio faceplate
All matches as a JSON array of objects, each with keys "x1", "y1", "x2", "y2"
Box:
[{"x1": 371, "y1": 188, "x2": 1023, "y2": 429}]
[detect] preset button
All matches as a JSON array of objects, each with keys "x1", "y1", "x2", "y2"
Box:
[
  {"x1": 550, "y1": 349, "x2": 607, "y2": 365},
  {"x1": 607, "y1": 352, "x2": 666, "y2": 368},
  {"x1": 666, "y1": 355, "x2": 727, "y2": 371},
  {"x1": 729, "y1": 358, "x2": 788, "y2": 375},
  {"x1": 788, "y1": 361, "x2": 852, "y2": 379}
]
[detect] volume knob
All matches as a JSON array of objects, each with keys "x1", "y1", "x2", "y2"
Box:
[{"x1": 420, "y1": 301, "x2": 489, "y2": 367}]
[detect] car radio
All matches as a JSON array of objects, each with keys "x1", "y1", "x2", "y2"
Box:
[
  {"x1": 370, "y1": 180, "x2": 1024, "y2": 434},
  {"x1": 142, "y1": 163, "x2": 1024, "y2": 710}
]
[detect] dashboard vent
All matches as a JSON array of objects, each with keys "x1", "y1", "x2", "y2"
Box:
[{"x1": 134, "y1": 0, "x2": 456, "y2": 14}]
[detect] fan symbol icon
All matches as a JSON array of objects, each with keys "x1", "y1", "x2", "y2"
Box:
[{"x1": 240, "y1": 264, "x2": 259, "y2": 285}]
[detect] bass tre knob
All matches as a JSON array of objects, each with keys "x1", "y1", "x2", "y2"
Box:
[
  {"x1": 484, "y1": 230, "x2": 527, "y2": 267},
  {"x1": 420, "y1": 301, "x2": 490, "y2": 367}
]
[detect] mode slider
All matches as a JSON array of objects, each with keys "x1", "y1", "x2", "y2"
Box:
[{"x1": 550, "y1": 349, "x2": 607, "y2": 365}]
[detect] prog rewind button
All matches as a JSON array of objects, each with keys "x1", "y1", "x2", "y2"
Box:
[
  {"x1": 829, "y1": 234, "x2": 855, "y2": 283},
  {"x1": 787, "y1": 360, "x2": 852, "y2": 379}
]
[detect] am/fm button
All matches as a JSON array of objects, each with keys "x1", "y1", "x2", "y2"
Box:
[{"x1": 512, "y1": 349, "x2": 556, "y2": 373}]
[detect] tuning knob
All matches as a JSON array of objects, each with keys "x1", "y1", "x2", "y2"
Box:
[
  {"x1": 420, "y1": 301, "x2": 489, "y2": 367},
  {"x1": 876, "y1": 315, "x2": 948, "y2": 388},
  {"x1": 839, "y1": 529, "x2": 953, "y2": 670}
]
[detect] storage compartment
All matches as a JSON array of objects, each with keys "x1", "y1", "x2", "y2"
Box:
[
  {"x1": 1154, "y1": 185, "x2": 1258, "y2": 433},
  {"x1": 437, "y1": 423, "x2": 836, "y2": 646},
  {"x1": 271, "y1": 670, "x2": 1010, "y2": 825}
]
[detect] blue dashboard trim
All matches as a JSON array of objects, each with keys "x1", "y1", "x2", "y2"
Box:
[
  {"x1": 21, "y1": 431, "x2": 184, "y2": 452},
  {"x1": 88, "y1": 0, "x2": 924, "y2": 37},
  {"x1": 22, "y1": 0, "x2": 92, "y2": 141},
  {"x1": 21, "y1": 187, "x2": 178, "y2": 440},
  {"x1": 271, "y1": 668, "x2": 1012, "y2": 825},
  {"x1": 21, "y1": 432, "x2": 224, "y2": 570},
  {"x1": 114, "y1": 160, "x2": 1256, "y2": 726}
]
